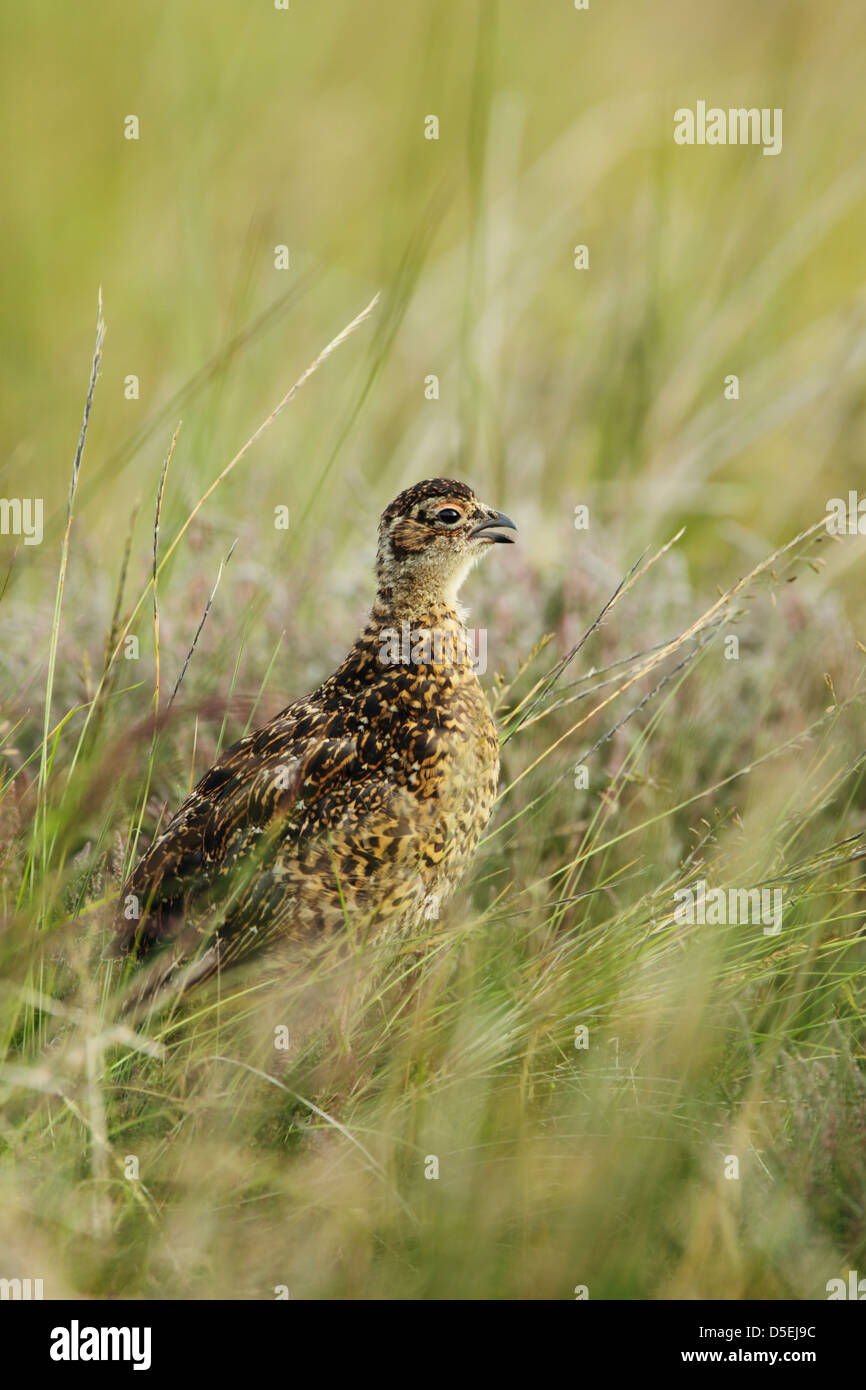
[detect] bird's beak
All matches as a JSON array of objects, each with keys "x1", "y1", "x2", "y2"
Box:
[{"x1": 470, "y1": 509, "x2": 518, "y2": 544}]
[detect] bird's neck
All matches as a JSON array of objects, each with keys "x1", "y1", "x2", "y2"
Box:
[
  {"x1": 370, "y1": 591, "x2": 466, "y2": 630},
  {"x1": 373, "y1": 550, "x2": 477, "y2": 624}
]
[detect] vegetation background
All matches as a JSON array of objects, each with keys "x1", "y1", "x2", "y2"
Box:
[{"x1": 1, "y1": 0, "x2": 864, "y2": 1298}]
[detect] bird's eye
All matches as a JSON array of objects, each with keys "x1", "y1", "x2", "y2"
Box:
[{"x1": 436, "y1": 508, "x2": 462, "y2": 525}]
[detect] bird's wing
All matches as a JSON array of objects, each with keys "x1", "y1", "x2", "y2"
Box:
[{"x1": 112, "y1": 701, "x2": 358, "y2": 964}]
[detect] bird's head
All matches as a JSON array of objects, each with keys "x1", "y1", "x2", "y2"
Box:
[{"x1": 375, "y1": 478, "x2": 517, "y2": 617}]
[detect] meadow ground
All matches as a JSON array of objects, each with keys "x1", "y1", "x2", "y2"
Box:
[{"x1": 1, "y1": 1, "x2": 865, "y2": 1299}]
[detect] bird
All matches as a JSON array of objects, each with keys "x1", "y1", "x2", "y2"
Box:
[{"x1": 112, "y1": 478, "x2": 517, "y2": 1012}]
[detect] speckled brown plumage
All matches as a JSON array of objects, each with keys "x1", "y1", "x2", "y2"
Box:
[{"x1": 113, "y1": 478, "x2": 516, "y2": 1005}]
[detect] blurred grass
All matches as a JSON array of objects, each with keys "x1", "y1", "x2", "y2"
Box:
[{"x1": 1, "y1": 0, "x2": 865, "y2": 1299}]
